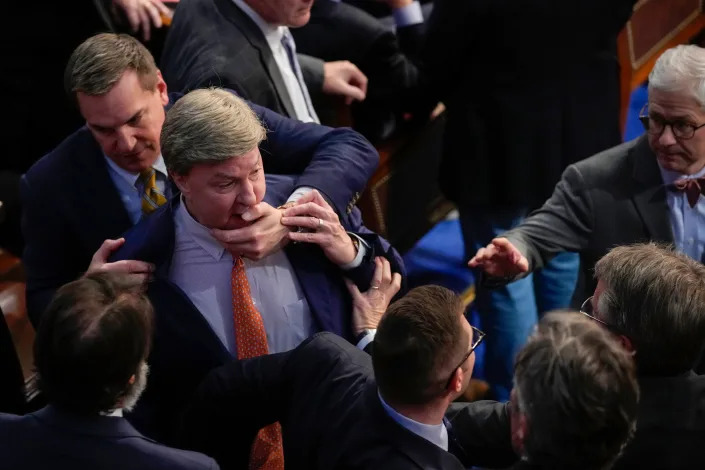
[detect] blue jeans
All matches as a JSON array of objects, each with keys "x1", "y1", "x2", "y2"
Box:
[{"x1": 460, "y1": 207, "x2": 579, "y2": 401}]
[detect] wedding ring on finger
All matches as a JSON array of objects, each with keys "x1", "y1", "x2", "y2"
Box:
[
  {"x1": 370, "y1": 285, "x2": 380, "y2": 290},
  {"x1": 318, "y1": 217, "x2": 323, "y2": 229}
]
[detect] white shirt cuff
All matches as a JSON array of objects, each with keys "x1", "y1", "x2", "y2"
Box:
[
  {"x1": 286, "y1": 186, "x2": 314, "y2": 204},
  {"x1": 356, "y1": 329, "x2": 377, "y2": 350},
  {"x1": 392, "y1": 1, "x2": 423, "y2": 27},
  {"x1": 340, "y1": 232, "x2": 369, "y2": 270}
]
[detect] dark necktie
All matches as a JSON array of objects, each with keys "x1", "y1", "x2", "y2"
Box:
[{"x1": 672, "y1": 178, "x2": 705, "y2": 208}]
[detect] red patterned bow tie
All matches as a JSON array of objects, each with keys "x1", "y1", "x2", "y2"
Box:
[{"x1": 673, "y1": 178, "x2": 705, "y2": 208}]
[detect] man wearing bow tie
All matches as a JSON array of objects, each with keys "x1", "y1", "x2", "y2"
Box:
[{"x1": 469, "y1": 44, "x2": 705, "y2": 312}]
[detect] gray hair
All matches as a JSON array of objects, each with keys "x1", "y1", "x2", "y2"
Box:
[
  {"x1": 65, "y1": 33, "x2": 158, "y2": 100},
  {"x1": 514, "y1": 312, "x2": 638, "y2": 470},
  {"x1": 649, "y1": 45, "x2": 705, "y2": 109},
  {"x1": 594, "y1": 243, "x2": 705, "y2": 375},
  {"x1": 160, "y1": 88, "x2": 266, "y2": 175}
]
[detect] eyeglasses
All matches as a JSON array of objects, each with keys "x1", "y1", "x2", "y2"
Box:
[
  {"x1": 445, "y1": 325, "x2": 485, "y2": 388},
  {"x1": 639, "y1": 104, "x2": 705, "y2": 140},
  {"x1": 580, "y1": 296, "x2": 621, "y2": 334}
]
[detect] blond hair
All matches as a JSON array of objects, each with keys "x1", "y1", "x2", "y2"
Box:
[{"x1": 161, "y1": 88, "x2": 266, "y2": 174}]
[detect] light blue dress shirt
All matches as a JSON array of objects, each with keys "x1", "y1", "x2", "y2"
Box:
[
  {"x1": 169, "y1": 199, "x2": 318, "y2": 354},
  {"x1": 104, "y1": 155, "x2": 170, "y2": 225},
  {"x1": 659, "y1": 164, "x2": 705, "y2": 262},
  {"x1": 378, "y1": 391, "x2": 448, "y2": 451}
]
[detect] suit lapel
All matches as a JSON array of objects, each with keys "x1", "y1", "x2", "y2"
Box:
[
  {"x1": 70, "y1": 133, "x2": 133, "y2": 242},
  {"x1": 630, "y1": 137, "x2": 674, "y2": 243},
  {"x1": 285, "y1": 244, "x2": 336, "y2": 334},
  {"x1": 214, "y1": 0, "x2": 298, "y2": 118}
]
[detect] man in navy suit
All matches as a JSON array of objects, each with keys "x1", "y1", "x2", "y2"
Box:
[
  {"x1": 110, "y1": 88, "x2": 404, "y2": 443},
  {"x1": 21, "y1": 33, "x2": 378, "y2": 328},
  {"x1": 0, "y1": 272, "x2": 219, "y2": 470}
]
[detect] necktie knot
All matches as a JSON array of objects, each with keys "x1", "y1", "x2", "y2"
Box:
[
  {"x1": 672, "y1": 177, "x2": 705, "y2": 208},
  {"x1": 139, "y1": 168, "x2": 167, "y2": 216}
]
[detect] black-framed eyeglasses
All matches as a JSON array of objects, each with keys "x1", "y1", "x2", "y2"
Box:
[
  {"x1": 580, "y1": 296, "x2": 622, "y2": 335},
  {"x1": 445, "y1": 325, "x2": 485, "y2": 388},
  {"x1": 639, "y1": 103, "x2": 705, "y2": 140}
]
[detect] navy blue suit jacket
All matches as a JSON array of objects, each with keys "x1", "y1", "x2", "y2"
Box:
[
  {"x1": 21, "y1": 93, "x2": 378, "y2": 327},
  {"x1": 0, "y1": 406, "x2": 218, "y2": 470},
  {"x1": 110, "y1": 175, "x2": 404, "y2": 442}
]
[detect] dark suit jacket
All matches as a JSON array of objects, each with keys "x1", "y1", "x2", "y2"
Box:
[
  {"x1": 425, "y1": 0, "x2": 636, "y2": 208},
  {"x1": 161, "y1": 0, "x2": 324, "y2": 118},
  {"x1": 21, "y1": 93, "x2": 377, "y2": 327},
  {"x1": 182, "y1": 332, "x2": 514, "y2": 470},
  {"x1": 499, "y1": 136, "x2": 672, "y2": 304},
  {"x1": 291, "y1": 0, "x2": 425, "y2": 139},
  {"x1": 110, "y1": 190, "x2": 404, "y2": 442},
  {"x1": 0, "y1": 309, "x2": 24, "y2": 414},
  {"x1": 0, "y1": 406, "x2": 218, "y2": 470},
  {"x1": 614, "y1": 371, "x2": 705, "y2": 470}
]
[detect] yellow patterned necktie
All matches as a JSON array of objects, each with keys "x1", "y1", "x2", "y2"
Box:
[
  {"x1": 139, "y1": 168, "x2": 167, "y2": 216},
  {"x1": 231, "y1": 257, "x2": 285, "y2": 470}
]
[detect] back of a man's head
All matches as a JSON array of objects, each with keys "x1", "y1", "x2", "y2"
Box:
[
  {"x1": 513, "y1": 312, "x2": 639, "y2": 470},
  {"x1": 64, "y1": 32, "x2": 158, "y2": 101},
  {"x1": 594, "y1": 243, "x2": 705, "y2": 375},
  {"x1": 373, "y1": 285, "x2": 466, "y2": 405},
  {"x1": 34, "y1": 272, "x2": 153, "y2": 415}
]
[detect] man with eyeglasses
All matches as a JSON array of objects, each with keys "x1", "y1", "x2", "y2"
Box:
[
  {"x1": 469, "y1": 44, "x2": 705, "y2": 309},
  {"x1": 578, "y1": 243, "x2": 705, "y2": 469},
  {"x1": 179, "y1": 285, "x2": 517, "y2": 470}
]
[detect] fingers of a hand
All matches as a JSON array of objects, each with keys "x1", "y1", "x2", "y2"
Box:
[
  {"x1": 350, "y1": 67, "x2": 368, "y2": 95},
  {"x1": 138, "y1": 6, "x2": 151, "y2": 41},
  {"x1": 144, "y1": 1, "x2": 163, "y2": 28},
  {"x1": 517, "y1": 256, "x2": 530, "y2": 273},
  {"x1": 310, "y1": 190, "x2": 331, "y2": 210},
  {"x1": 293, "y1": 190, "x2": 317, "y2": 206},
  {"x1": 121, "y1": 2, "x2": 141, "y2": 31},
  {"x1": 150, "y1": 0, "x2": 171, "y2": 15},
  {"x1": 283, "y1": 201, "x2": 334, "y2": 221},
  {"x1": 281, "y1": 216, "x2": 325, "y2": 230},
  {"x1": 371, "y1": 257, "x2": 384, "y2": 288},
  {"x1": 104, "y1": 260, "x2": 155, "y2": 274},
  {"x1": 344, "y1": 278, "x2": 363, "y2": 301},
  {"x1": 95, "y1": 238, "x2": 126, "y2": 261},
  {"x1": 211, "y1": 227, "x2": 254, "y2": 244},
  {"x1": 128, "y1": 273, "x2": 151, "y2": 285},
  {"x1": 339, "y1": 81, "x2": 366, "y2": 102},
  {"x1": 242, "y1": 203, "x2": 266, "y2": 222},
  {"x1": 390, "y1": 272, "x2": 402, "y2": 295},
  {"x1": 288, "y1": 230, "x2": 326, "y2": 245},
  {"x1": 380, "y1": 257, "x2": 392, "y2": 285}
]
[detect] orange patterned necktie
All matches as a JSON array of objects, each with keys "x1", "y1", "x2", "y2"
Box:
[
  {"x1": 231, "y1": 257, "x2": 285, "y2": 470},
  {"x1": 139, "y1": 168, "x2": 167, "y2": 216}
]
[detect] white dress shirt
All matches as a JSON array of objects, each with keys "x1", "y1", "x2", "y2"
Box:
[
  {"x1": 232, "y1": 0, "x2": 319, "y2": 123},
  {"x1": 378, "y1": 391, "x2": 448, "y2": 451},
  {"x1": 104, "y1": 155, "x2": 169, "y2": 224},
  {"x1": 659, "y1": 164, "x2": 705, "y2": 262}
]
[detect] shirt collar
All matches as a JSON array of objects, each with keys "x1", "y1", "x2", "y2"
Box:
[
  {"x1": 104, "y1": 154, "x2": 168, "y2": 187},
  {"x1": 231, "y1": 0, "x2": 287, "y2": 47},
  {"x1": 659, "y1": 162, "x2": 705, "y2": 185},
  {"x1": 99, "y1": 409, "x2": 124, "y2": 418},
  {"x1": 377, "y1": 390, "x2": 448, "y2": 451},
  {"x1": 175, "y1": 196, "x2": 228, "y2": 261}
]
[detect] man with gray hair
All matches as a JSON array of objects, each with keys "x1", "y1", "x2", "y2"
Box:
[
  {"x1": 110, "y1": 88, "x2": 403, "y2": 460},
  {"x1": 505, "y1": 311, "x2": 639, "y2": 470},
  {"x1": 579, "y1": 243, "x2": 705, "y2": 469},
  {"x1": 470, "y1": 44, "x2": 705, "y2": 311}
]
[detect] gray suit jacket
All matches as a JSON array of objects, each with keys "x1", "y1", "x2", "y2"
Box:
[
  {"x1": 500, "y1": 136, "x2": 673, "y2": 304},
  {"x1": 161, "y1": 0, "x2": 324, "y2": 118}
]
